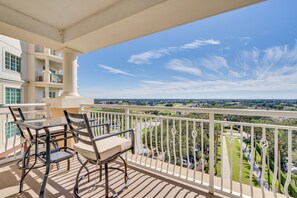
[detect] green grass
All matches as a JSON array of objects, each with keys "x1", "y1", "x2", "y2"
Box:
[{"x1": 225, "y1": 137, "x2": 258, "y2": 186}]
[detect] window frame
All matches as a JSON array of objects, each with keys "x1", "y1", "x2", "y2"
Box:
[
  {"x1": 5, "y1": 87, "x2": 21, "y2": 104},
  {"x1": 5, "y1": 51, "x2": 21, "y2": 73}
]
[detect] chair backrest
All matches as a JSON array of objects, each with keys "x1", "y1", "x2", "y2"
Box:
[
  {"x1": 8, "y1": 106, "x2": 33, "y2": 140},
  {"x1": 64, "y1": 110, "x2": 101, "y2": 160}
]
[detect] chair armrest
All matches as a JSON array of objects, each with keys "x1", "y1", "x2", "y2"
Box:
[{"x1": 92, "y1": 129, "x2": 135, "y2": 153}]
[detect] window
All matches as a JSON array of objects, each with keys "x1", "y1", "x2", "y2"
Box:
[
  {"x1": 5, "y1": 88, "x2": 21, "y2": 104},
  {"x1": 5, "y1": 52, "x2": 21, "y2": 72},
  {"x1": 6, "y1": 121, "x2": 20, "y2": 139},
  {"x1": 49, "y1": 92, "x2": 56, "y2": 98},
  {"x1": 43, "y1": 91, "x2": 56, "y2": 98}
]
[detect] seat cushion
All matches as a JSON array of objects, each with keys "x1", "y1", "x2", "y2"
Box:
[
  {"x1": 23, "y1": 126, "x2": 65, "y2": 140},
  {"x1": 74, "y1": 136, "x2": 131, "y2": 161}
]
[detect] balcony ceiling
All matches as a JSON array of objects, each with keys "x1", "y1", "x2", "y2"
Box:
[{"x1": 0, "y1": 0, "x2": 263, "y2": 53}]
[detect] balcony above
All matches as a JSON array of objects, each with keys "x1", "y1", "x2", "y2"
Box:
[
  {"x1": 35, "y1": 73, "x2": 63, "y2": 89},
  {"x1": 34, "y1": 52, "x2": 63, "y2": 64}
]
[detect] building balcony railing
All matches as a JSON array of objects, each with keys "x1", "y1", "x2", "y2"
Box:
[
  {"x1": 79, "y1": 104, "x2": 297, "y2": 198},
  {"x1": 50, "y1": 73, "x2": 63, "y2": 83},
  {"x1": 0, "y1": 103, "x2": 296, "y2": 197}
]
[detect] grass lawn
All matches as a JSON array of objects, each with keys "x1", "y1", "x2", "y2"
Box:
[
  {"x1": 225, "y1": 137, "x2": 259, "y2": 186},
  {"x1": 215, "y1": 137, "x2": 222, "y2": 176}
]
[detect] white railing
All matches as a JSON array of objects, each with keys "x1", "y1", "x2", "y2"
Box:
[
  {"x1": 81, "y1": 104, "x2": 297, "y2": 198},
  {"x1": 50, "y1": 73, "x2": 63, "y2": 83},
  {"x1": 0, "y1": 103, "x2": 51, "y2": 165}
]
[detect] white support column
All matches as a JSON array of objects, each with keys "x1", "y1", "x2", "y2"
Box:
[{"x1": 60, "y1": 49, "x2": 80, "y2": 97}]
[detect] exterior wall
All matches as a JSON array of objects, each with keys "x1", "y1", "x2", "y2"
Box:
[{"x1": 0, "y1": 34, "x2": 64, "y2": 153}]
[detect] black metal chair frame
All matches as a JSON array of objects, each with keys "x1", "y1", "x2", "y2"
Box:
[
  {"x1": 64, "y1": 110, "x2": 135, "y2": 198},
  {"x1": 8, "y1": 106, "x2": 70, "y2": 193}
]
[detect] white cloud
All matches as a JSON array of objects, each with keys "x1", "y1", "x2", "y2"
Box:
[
  {"x1": 229, "y1": 70, "x2": 246, "y2": 78},
  {"x1": 180, "y1": 39, "x2": 220, "y2": 49},
  {"x1": 166, "y1": 59, "x2": 202, "y2": 76},
  {"x1": 128, "y1": 39, "x2": 220, "y2": 64},
  {"x1": 98, "y1": 64, "x2": 135, "y2": 77},
  {"x1": 199, "y1": 56, "x2": 229, "y2": 72},
  {"x1": 128, "y1": 48, "x2": 171, "y2": 64}
]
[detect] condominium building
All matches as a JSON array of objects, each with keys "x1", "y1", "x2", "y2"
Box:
[
  {"x1": 0, "y1": 34, "x2": 64, "y2": 154},
  {"x1": 0, "y1": 34, "x2": 63, "y2": 105}
]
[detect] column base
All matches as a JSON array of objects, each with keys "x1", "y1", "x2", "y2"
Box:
[
  {"x1": 44, "y1": 96, "x2": 94, "y2": 149},
  {"x1": 44, "y1": 96, "x2": 93, "y2": 110}
]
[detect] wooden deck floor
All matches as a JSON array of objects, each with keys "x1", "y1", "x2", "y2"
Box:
[{"x1": 0, "y1": 157, "x2": 220, "y2": 198}]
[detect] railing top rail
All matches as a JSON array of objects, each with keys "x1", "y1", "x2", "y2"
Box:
[
  {"x1": 80, "y1": 104, "x2": 297, "y2": 118},
  {"x1": 1, "y1": 103, "x2": 49, "y2": 108}
]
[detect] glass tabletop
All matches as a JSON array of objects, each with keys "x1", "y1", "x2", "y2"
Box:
[
  {"x1": 15, "y1": 116, "x2": 95, "y2": 130},
  {"x1": 15, "y1": 117, "x2": 68, "y2": 130}
]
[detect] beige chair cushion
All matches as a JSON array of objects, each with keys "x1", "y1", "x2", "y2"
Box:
[
  {"x1": 74, "y1": 136, "x2": 131, "y2": 161},
  {"x1": 22, "y1": 126, "x2": 65, "y2": 140}
]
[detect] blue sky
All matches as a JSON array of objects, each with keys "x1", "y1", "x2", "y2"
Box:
[{"x1": 78, "y1": 0, "x2": 297, "y2": 99}]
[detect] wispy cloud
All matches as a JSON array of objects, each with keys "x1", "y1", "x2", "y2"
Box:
[
  {"x1": 166, "y1": 59, "x2": 202, "y2": 76},
  {"x1": 199, "y1": 56, "x2": 229, "y2": 73},
  {"x1": 128, "y1": 48, "x2": 171, "y2": 64},
  {"x1": 128, "y1": 39, "x2": 220, "y2": 64},
  {"x1": 180, "y1": 39, "x2": 220, "y2": 49},
  {"x1": 98, "y1": 64, "x2": 135, "y2": 77}
]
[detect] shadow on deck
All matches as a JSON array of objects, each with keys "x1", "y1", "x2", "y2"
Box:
[{"x1": 0, "y1": 157, "x2": 221, "y2": 198}]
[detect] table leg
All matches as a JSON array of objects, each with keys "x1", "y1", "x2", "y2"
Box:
[
  {"x1": 19, "y1": 143, "x2": 31, "y2": 192},
  {"x1": 40, "y1": 128, "x2": 50, "y2": 198}
]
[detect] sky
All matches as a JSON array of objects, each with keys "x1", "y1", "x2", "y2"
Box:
[{"x1": 77, "y1": 0, "x2": 297, "y2": 99}]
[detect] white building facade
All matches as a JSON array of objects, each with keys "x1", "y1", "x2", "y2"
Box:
[
  {"x1": 0, "y1": 34, "x2": 63, "y2": 105},
  {"x1": 0, "y1": 34, "x2": 64, "y2": 155}
]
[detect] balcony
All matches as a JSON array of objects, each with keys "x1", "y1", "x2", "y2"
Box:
[
  {"x1": 50, "y1": 73, "x2": 63, "y2": 83},
  {"x1": 0, "y1": 104, "x2": 296, "y2": 197}
]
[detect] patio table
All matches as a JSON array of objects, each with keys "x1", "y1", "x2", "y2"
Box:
[{"x1": 15, "y1": 116, "x2": 94, "y2": 197}]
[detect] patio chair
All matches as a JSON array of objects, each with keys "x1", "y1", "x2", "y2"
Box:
[
  {"x1": 8, "y1": 106, "x2": 68, "y2": 192},
  {"x1": 64, "y1": 110, "x2": 135, "y2": 198}
]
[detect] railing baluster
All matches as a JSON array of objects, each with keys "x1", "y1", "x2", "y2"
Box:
[
  {"x1": 155, "y1": 118, "x2": 160, "y2": 170},
  {"x1": 221, "y1": 124, "x2": 224, "y2": 190},
  {"x1": 4, "y1": 114, "x2": 9, "y2": 160},
  {"x1": 140, "y1": 117, "x2": 145, "y2": 165},
  {"x1": 149, "y1": 118, "x2": 154, "y2": 168},
  {"x1": 260, "y1": 127, "x2": 267, "y2": 198},
  {"x1": 172, "y1": 119, "x2": 177, "y2": 175},
  {"x1": 135, "y1": 116, "x2": 139, "y2": 163},
  {"x1": 144, "y1": 118, "x2": 149, "y2": 166},
  {"x1": 179, "y1": 120, "x2": 183, "y2": 177},
  {"x1": 239, "y1": 125, "x2": 243, "y2": 196},
  {"x1": 230, "y1": 125, "x2": 233, "y2": 193},
  {"x1": 284, "y1": 129, "x2": 292, "y2": 198},
  {"x1": 201, "y1": 122, "x2": 204, "y2": 184},
  {"x1": 272, "y1": 128, "x2": 278, "y2": 197},
  {"x1": 13, "y1": 124, "x2": 17, "y2": 157},
  {"x1": 186, "y1": 120, "x2": 189, "y2": 179},
  {"x1": 160, "y1": 118, "x2": 165, "y2": 172},
  {"x1": 166, "y1": 119, "x2": 171, "y2": 173},
  {"x1": 250, "y1": 126, "x2": 255, "y2": 197},
  {"x1": 192, "y1": 121, "x2": 197, "y2": 182}
]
